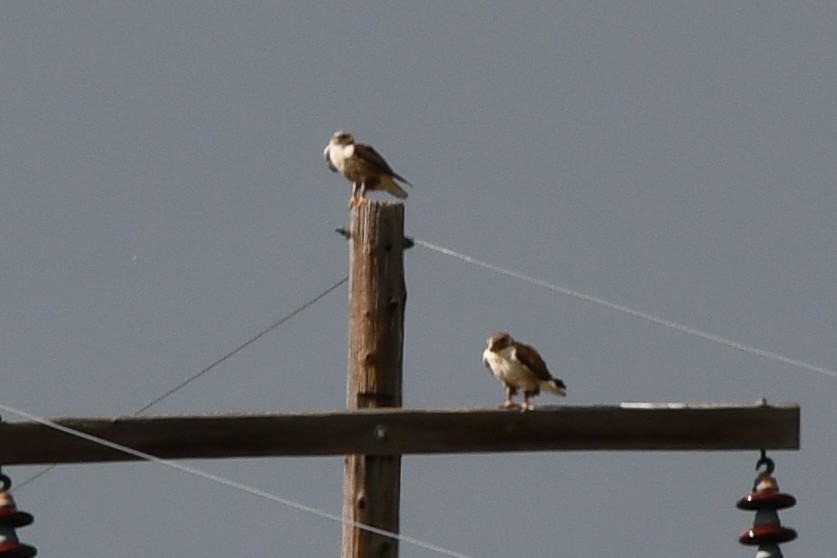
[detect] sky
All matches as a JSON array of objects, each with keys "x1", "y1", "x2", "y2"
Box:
[{"x1": 1, "y1": 2, "x2": 835, "y2": 557}]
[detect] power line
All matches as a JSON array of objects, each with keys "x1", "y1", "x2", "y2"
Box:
[
  {"x1": 134, "y1": 275, "x2": 348, "y2": 415},
  {"x1": 11, "y1": 275, "x2": 349, "y2": 493},
  {"x1": 0, "y1": 400, "x2": 473, "y2": 558},
  {"x1": 413, "y1": 238, "x2": 837, "y2": 380}
]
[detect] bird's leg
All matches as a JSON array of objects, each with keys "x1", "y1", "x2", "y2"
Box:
[
  {"x1": 349, "y1": 182, "x2": 359, "y2": 207},
  {"x1": 500, "y1": 386, "x2": 519, "y2": 409},
  {"x1": 521, "y1": 392, "x2": 535, "y2": 412},
  {"x1": 357, "y1": 181, "x2": 369, "y2": 205}
]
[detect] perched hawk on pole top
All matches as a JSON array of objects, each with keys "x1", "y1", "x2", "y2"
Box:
[
  {"x1": 323, "y1": 130, "x2": 412, "y2": 207},
  {"x1": 482, "y1": 331, "x2": 567, "y2": 411}
]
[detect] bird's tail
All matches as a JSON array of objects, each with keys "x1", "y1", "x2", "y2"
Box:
[
  {"x1": 381, "y1": 176, "x2": 409, "y2": 199},
  {"x1": 542, "y1": 378, "x2": 567, "y2": 397}
]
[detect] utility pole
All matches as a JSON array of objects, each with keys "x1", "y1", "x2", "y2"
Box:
[
  {"x1": 0, "y1": 202, "x2": 802, "y2": 557},
  {"x1": 342, "y1": 203, "x2": 406, "y2": 558}
]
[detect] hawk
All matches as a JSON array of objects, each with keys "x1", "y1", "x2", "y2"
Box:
[
  {"x1": 482, "y1": 331, "x2": 567, "y2": 411},
  {"x1": 323, "y1": 130, "x2": 412, "y2": 207}
]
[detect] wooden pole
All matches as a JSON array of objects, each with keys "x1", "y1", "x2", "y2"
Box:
[
  {"x1": 342, "y1": 202, "x2": 406, "y2": 558},
  {"x1": 0, "y1": 404, "x2": 800, "y2": 464}
]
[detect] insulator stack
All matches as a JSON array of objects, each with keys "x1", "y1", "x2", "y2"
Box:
[
  {"x1": 0, "y1": 473, "x2": 37, "y2": 558},
  {"x1": 736, "y1": 452, "x2": 796, "y2": 558}
]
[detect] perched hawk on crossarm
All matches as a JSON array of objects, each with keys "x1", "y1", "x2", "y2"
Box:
[
  {"x1": 323, "y1": 130, "x2": 412, "y2": 207},
  {"x1": 482, "y1": 331, "x2": 567, "y2": 411}
]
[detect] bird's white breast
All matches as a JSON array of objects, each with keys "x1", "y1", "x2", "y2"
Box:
[
  {"x1": 327, "y1": 142, "x2": 353, "y2": 174},
  {"x1": 483, "y1": 347, "x2": 539, "y2": 389}
]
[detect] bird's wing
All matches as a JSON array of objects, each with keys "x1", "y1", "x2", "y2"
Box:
[
  {"x1": 512, "y1": 342, "x2": 553, "y2": 382},
  {"x1": 354, "y1": 143, "x2": 412, "y2": 186},
  {"x1": 323, "y1": 145, "x2": 338, "y2": 173}
]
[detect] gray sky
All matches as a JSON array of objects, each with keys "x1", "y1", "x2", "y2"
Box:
[{"x1": 2, "y1": 2, "x2": 835, "y2": 556}]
